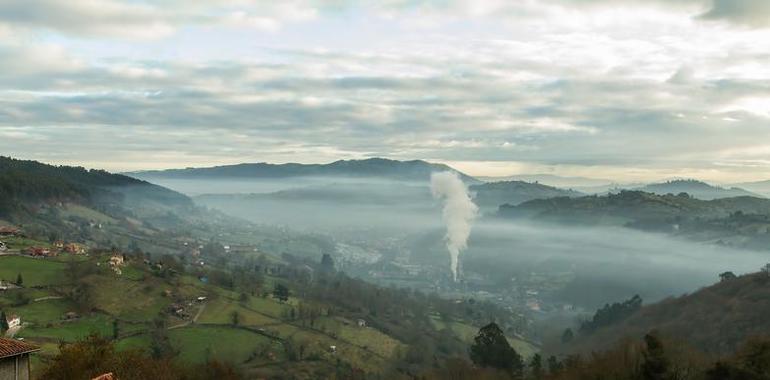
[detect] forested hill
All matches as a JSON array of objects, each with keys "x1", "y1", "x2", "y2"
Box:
[
  {"x1": 559, "y1": 271, "x2": 770, "y2": 356},
  {"x1": 128, "y1": 158, "x2": 478, "y2": 183},
  {"x1": 636, "y1": 179, "x2": 761, "y2": 200},
  {"x1": 499, "y1": 190, "x2": 770, "y2": 223},
  {"x1": 470, "y1": 180, "x2": 582, "y2": 209},
  {"x1": 0, "y1": 156, "x2": 192, "y2": 215}
]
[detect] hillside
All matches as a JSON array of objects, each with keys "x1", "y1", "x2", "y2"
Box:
[
  {"x1": 734, "y1": 179, "x2": 770, "y2": 198},
  {"x1": 0, "y1": 156, "x2": 192, "y2": 217},
  {"x1": 559, "y1": 271, "x2": 770, "y2": 355},
  {"x1": 128, "y1": 158, "x2": 478, "y2": 183},
  {"x1": 498, "y1": 191, "x2": 770, "y2": 249},
  {"x1": 470, "y1": 181, "x2": 582, "y2": 209},
  {"x1": 636, "y1": 179, "x2": 760, "y2": 200}
]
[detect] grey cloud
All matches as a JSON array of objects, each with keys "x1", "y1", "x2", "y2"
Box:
[
  {"x1": 0, "y1": 0, "x2": 173, "y2": 38},
  {"x1": 699, "y1": 0, "x2": 770, "y2": 27}
]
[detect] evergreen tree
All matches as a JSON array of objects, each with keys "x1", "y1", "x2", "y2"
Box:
[
  {"x1": 547, "y1": 355, "x2": 562, "y2": 375},
  {"x1": 273, "y1": 284, "x2": 290, "y2": 302},
  {"x1": 561, "y1": 328, "x2": 574, "y2": 343},
  {"x1": 15, "y1": 273, "x2": 23, "y2": 286},
  {"x1": 0, "y1": 310, "x2": 8, "y2": 332},
  {"x1": 640, "y1": 333, "x2": 669, "y2": 380},
  {"x1": 529, "y1": 353, "x2": 543, "y2": 379},
  {"x1": 469, "y1": 322, "x2": 524, "y2": 377}
]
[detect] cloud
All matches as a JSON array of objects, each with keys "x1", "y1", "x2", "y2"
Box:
[
  {"x1": 0, "y1": 1, "x2": 769, "y2": 181},
  {"x1": 699, "y1": 0, "x2": 770, "y2": 28},
  {"x1": 0, "y1": 0, "x2": 174, "y2": 38}
]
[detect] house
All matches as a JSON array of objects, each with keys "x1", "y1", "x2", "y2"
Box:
[
  {"x1": 0, "y1": 337, "x2": 39, "y2": 380},
  {"x1": 6, "y1": 315, "x2": 20, "y2": 329},
  {"x1": 0, "y1": 226, "x2": 21, "y2": 237},
  {"x1": 108, "y1": 254, "x2": 124, "y2": 267},
  {"x1": 63, "y1": 312, "x2": 80, "y2": 320},
  {"x1": 25, "y1": 247, "x2": 55, "y2": 258},
  {"x1": 0, "y1": 241, "x2": 6, "y2": 252},
  {"x1": 53, "y1": 241, "x2": 65, "y2": 249},
  {"x1": 356, "y1": 319, "x2": 367, "y2": 327},
  {"x1": 63, "y1": 243, "x2": 87, "y2": 255},
  {"x1": 196, "y1": 296, "x2": 207, "y2": 302}
]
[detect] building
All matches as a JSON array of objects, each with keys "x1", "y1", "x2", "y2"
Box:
[
  {"x1": 108, "y1": 254, "x2": 124, "y2": 267},
  {"x1": 0, "y1": 242, "x2": 6, "y2": 252},
  {"x1": 6, "y1": 315, "x2": 20, "y2": 329},
  {"x1": 356, "y1": 319, "x2": 367, "y2": 327},
  {"x1": 63, "y1": 243, "x2": 87, "y2": 255},
  {"x1": 0, "y1": 338, "x2": 39, "y2": 380},
  {"x1": 0, "y1": 227, "x2": 21, "y2": 237},
  {"x1": 25, "y1": 247, "x2": 55, "y2": 258}
]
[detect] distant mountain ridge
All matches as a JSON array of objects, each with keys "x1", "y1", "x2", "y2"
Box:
[
  {"x1": 634, "y1": 179, "x2": 760, "y2": 200},
  {"x1": 128, "y1": 158, "x2": 479, "y2": 183}
]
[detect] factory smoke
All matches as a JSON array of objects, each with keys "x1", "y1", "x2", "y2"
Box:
[{"x1": 430, "y1": 171, "x2": 479, "y2": 282}]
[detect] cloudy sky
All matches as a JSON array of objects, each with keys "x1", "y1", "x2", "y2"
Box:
[{"x1": 1, "y1": 0, "x2": 769, "y2": 182}]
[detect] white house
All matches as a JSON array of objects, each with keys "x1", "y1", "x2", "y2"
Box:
[
  {"x1": 356, "y1": 319, "x2": 366, "y2": 327},
  {"x1": 6, "y1": 314, "x2": 20, "y2": 329}
]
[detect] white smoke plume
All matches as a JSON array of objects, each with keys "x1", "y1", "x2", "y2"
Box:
[{"x1": 430, "y1": 171, "x2": 478, "y2": 282}]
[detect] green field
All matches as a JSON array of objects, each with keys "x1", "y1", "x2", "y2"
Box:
[
  {"x1": 6, "y1": 298, "x2": 73, "y2": 324},
  {"x1": 197, "y1": 298, "x2": 278, "y2": 326},
  {"x1": 0, "y1": 256, "x2": 67, "y2": 286},
  {"x1": 431, "y1": 318, "x2": 539, "y2": 358},
  {"x1": 88, "y1": 275, "x2": 170, "y2": 321},
  {"x1": 115, "y1": 334, "x2": 152, "y2": 351},
  {"x1": 169, "y1": 326, "x2": 277, "y2": 364},
  {"x1": 18, "y1": 314, "x2": 113, "y2": 341}
]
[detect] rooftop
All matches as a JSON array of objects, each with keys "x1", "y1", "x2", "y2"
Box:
[{"x1": 0, "y1": 338, "x2": 40, "y2": 359}]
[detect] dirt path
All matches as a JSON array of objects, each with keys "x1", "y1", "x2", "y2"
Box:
[{"x1": 33, "y1": 295, "x2": 64, "y2": 302}]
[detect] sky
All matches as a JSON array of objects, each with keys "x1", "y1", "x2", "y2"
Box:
[{"x1": 0, "y1": 0, "x2": 769, "y2": 183}]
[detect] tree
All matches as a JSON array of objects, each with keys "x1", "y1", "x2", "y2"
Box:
[
  {"x1": 320, "y1": 253, "x2": 335, "y2": 272},
  {"x1": 15, "y1": 273, "x2": 23, "y2": 286},
  {"x1": 273, "y1": 284, "x2": 289, "y2": 302},
  {"x1": 112, "y1": 319, "x2": 120, "y2": 340},
  {"x1": 230, "y1": 311, "x2": 240, "y2": 326},
  {"x1": 547, "y1": 356, "x2": 562, "y2": 375},
  {"x1": 640, "y1": 333, "x2": 669, "y2": 380},
  {"x1": 529, "y1": 353, "x2": 543, "y2": 379},
  {"x1": 469, "y1": 322, "x2": 523, "y2": 377},
  {"x1": 0, "y1": 310, "x2": 8, "y2": 332},
  {"x1": 561, "y1": 328, "x2": 574, "y2": 343}
]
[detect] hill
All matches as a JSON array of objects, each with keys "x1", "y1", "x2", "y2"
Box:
[
  {"x1": 0, "y1": 156, "x2": 192, "y2": 216},
  {"x1": 559, "y1": 271, "x2": 770, "y2": 356},
  {"x1": 128, "y1": 158, "x2": 478, "y2": 183},
  {"x1": 635, "y1": 179, "x2": 760, "y2": 200},
  {"x1": 733, "y1": 179, "x2": 770, "y2": 198},
  {"x1": 470, "y1": 181, "x2": 582, "y2": 210},
  {"x1": 498, "y1": 191, "x2": 770, "y2": 249}
]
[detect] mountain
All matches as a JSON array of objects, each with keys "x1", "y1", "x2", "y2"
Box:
[
  {"x1": 634, "y1": 179, "x2": 760, "y2": 200},
  {"x1": 561, "y1": 271, "x2": 770, "y2": 355},
  {"x1": 470, "y1": 180, "x2": 582, "y2": 209},
  {"x1": 733, "y1": 179, "x2": 770, "y2": 198},
  {"x1": 128, "y1": 158, "x2": 478, "y2": 183}
]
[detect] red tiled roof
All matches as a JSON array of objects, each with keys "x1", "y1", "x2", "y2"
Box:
[{"x1": 0, "y1": 338, "x2": 39, "y2": 359}]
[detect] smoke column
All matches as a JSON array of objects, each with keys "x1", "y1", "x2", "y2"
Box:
[{"x1": 430, "y1": 171, "x2": 478, "y2": 282}]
